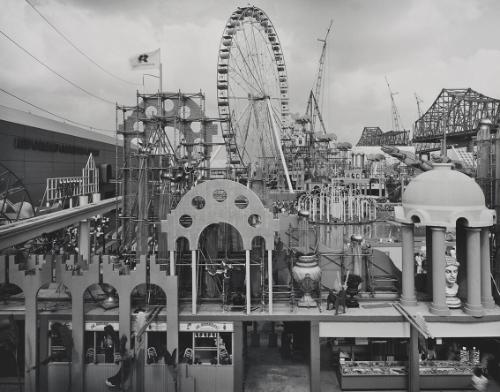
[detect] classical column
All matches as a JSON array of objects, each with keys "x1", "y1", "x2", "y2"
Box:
[
  {"x1": 246, "y1": 249, "x2": 251, "y2": 315},
  {"x1": 268, "y1": 249, "x2": 273, "y2": 314},
  {"x1": 464, "y1": 228, "x2": 484, "y2": 317},
  {"x1": 401, "y1": 223, "x2": 417, "y2": 306},
  {"x1": 430, "y1": 226, "x2": 450, "y2": 315},
  {"x1": 169, "y1": 250, "x2": 175, "y2": 276},
  {"x1": 192, "y1": 250, "x2": 197, "y2": 314},
  {"x1": 480, "y1": 228, "x2": 495, "y2": 308}
]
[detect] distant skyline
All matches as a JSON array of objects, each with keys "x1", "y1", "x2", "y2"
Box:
[{"x1": 1, "y1": 0, "x2": 500, "y2": 143}]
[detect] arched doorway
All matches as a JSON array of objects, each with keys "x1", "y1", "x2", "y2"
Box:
[
  {"x1": 82, "y1": 283, "x2": 120, "y2": 390},
  {"x1": 37, "y1": 282, "x2": 72, "y2": 392},
  {"x1": 197, "y1": 223, "x2": 246, "y2": 310}
]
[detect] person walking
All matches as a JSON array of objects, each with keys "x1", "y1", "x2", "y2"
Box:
[{"x1": 105, "y1": 335, "x2": 134, "y2": 389}]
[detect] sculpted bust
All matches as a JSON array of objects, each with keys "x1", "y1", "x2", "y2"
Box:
[{"x1": 445, "y1": 256, "x2": 461, "y2": 308}]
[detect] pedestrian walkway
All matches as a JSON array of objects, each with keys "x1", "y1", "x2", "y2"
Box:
[{"x1": 244, "y1": 331, "x2": 310, "y2": 392}]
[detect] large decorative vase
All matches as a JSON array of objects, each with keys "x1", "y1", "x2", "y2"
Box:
[{"x1": 292, "y1": 254, "x2": 322, "y2": 307}]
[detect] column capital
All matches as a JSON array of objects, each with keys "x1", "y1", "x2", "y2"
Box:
[
  {"x1": 429, "y1": 226, "x2": 446, "y2": 232},
  {"x1": 465, "y1": 227, "x2": 482, "y2": 233}
]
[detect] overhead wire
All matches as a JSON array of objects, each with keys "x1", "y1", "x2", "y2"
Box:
[
  {"x1": 0, "y1": 86, "x2": 116, "y2": 134},
  {"x1": 0, "y1": 29, "x2": 117, "y2": 105},
  {"x1": 24, "y1": 0, "x2": 139, "y2": 87}
]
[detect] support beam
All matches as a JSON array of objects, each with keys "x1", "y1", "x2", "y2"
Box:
[
  {"x1": 310, "y1": 320, "x2": 320, "y2": 392},
  {"x1": 192, "y1": 250, "x2": 197, "y2": 315},
  {"x1": 233, "y1": 322, "x2": 244, "y2": 392},
  {"x1": 408, "y1": 325, "x2": 420, "y2": 392},
  {"x1": 246, "y1": 249, "x2": 251, "y2": 315},
  {"x1": 78, "y1": 220, "x2": 90, "y2": 262},
  {"x1": 266, "y1": 98, "x2": 294, "y2": 193},
  {"x1": 169, "y1": 250, "x2": 175, "y2": 276},
  {"x1": 165, "y1": 276, "x2": 179, "y2": 359},
  {"x1": 268, "y1": 249, "x2": 273, "y2": 314}
]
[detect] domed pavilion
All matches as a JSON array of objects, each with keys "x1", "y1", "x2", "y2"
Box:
[{"x1": 395, "y1": 163, "x2": 496, "y2": 316}]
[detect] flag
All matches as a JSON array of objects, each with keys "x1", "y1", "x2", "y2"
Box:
[{"x1": 129, "y1": 49, "x2": 160, "y2": 69}]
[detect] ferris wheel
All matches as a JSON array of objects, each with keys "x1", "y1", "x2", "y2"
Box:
[{"x1": 217, "y1": 5, "x2": 293, "y2": 191}]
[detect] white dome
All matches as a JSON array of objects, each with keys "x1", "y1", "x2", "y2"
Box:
[{"x1": 395, "y1": 163, "x2": 495, "y2": 227}]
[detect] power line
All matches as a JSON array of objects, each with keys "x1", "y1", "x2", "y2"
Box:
[
  {"x1": 25, "y1": 0, "x2": 139, "y2": 87},
  {"x1": 0, "y1": 86, "x2": 115, "y2": 134},
  {"x1": 0, "y1": 29, "x2": 117, "y2": 105}
]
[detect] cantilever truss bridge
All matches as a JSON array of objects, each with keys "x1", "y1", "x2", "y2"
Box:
[
  {"x1": 413, "y1": 88, "x2": 500, "y2": 154},
  {"x1": 356, "y1": 126, "x2": 411, "y2": 146}
]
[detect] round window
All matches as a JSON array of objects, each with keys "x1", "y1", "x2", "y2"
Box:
[
  {"x1": 235, "y1": 195, "x2": 249, "y2": 209},
  {"x1": 213, "y1": 189, "x2": 227, "y2": 202},
  {"x1": 192, "y1": 196, "x2": 205, "y2": 210},
  {"x1": 179, "y1": 215, "x2": 193, "y2": 228},
  {"x1": 248, "y1": 214, "x2": 261, "y2": 227}
]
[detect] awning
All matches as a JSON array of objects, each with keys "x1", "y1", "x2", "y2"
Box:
[
  {"x1": 319, "y1": 322, "x2": 410, "y2": 338},
  {"x1": 426, "y1": 321, "x2": 500, "y2": 337}
]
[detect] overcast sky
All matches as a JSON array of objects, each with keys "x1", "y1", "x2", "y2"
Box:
[{"x1": 1, "y1": 0, "x2": 499, "y2": 143}]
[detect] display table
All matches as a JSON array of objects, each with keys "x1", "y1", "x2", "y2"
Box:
[
  {"x1": 419, "y1": 360, "x2": 474, "y2": 390},
  {"x1": 340, "y1": 361, "x2": 407, "y2": 390},
  {"x1": 339, "y1": 360, "x2": 474, "y2": 390}
]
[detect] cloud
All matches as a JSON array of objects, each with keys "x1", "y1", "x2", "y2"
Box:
[{"x1": 1, "y1": 0, "x2": 499, "y2": 146}]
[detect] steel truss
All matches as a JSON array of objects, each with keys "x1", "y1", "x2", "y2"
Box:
[
  {"x1": 356, "y1": 127, "x2": 410, "y2": 147},
  {"x1": 414, "y1": 88, "x2": 500, "y2": 153}
]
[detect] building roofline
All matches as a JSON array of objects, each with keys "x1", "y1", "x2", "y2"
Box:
[{"x1": 0, "y1": 104, "x2": 117, "y2": 145}]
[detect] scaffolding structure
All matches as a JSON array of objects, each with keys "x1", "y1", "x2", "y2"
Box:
[{"x1": 117, "y1": 91, "x2": 219, "y2": 261}]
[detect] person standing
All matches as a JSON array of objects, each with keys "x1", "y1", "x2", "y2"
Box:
[{"x1": 105, "y1": 335, "x2": 134, "y2": 389}]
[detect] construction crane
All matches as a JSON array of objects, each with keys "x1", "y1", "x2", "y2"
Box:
[
  {"x1": 306, "y1": 20, "x2": 333, "y2": 134},
  {"x1": 414, "y1": 93, "x2": 424, "y2": 118},
  {"x1": 385, "y1": 76, "x2": 405, "y2": 132}
]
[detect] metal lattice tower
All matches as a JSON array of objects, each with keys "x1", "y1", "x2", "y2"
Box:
[
  {"x1": 306, "y1": 20, "x2": 333, "y2": 133},
  {"x1": 385, "y1": 77, "x2": 404, "y2": 133}
]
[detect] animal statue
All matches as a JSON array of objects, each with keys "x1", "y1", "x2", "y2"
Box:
[
  {"x1": 326, "y1": 288, "x2": 347, "y2": 314},
  {"x1": 326, "y1": 290, "x2": 336, "y2": 310},
  {"x1": 334, "y1": 286, "x2": 347, "y2": 315}
]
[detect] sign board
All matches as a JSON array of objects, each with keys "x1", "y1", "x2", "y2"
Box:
[
  {"x1": 179, "y1": 322, "x2": 233, "y2": 332},
  {"x1": 85, "y1": 322, "x2": 119, "y2": 331}
]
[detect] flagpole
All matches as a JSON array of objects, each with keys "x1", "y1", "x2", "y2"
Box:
[
  {"x1": 159, "y1": 49, "x2": 162, "y2": 92},
  {"x1": 159, "y1": 62, "x2": 163, "y2": 92}
]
